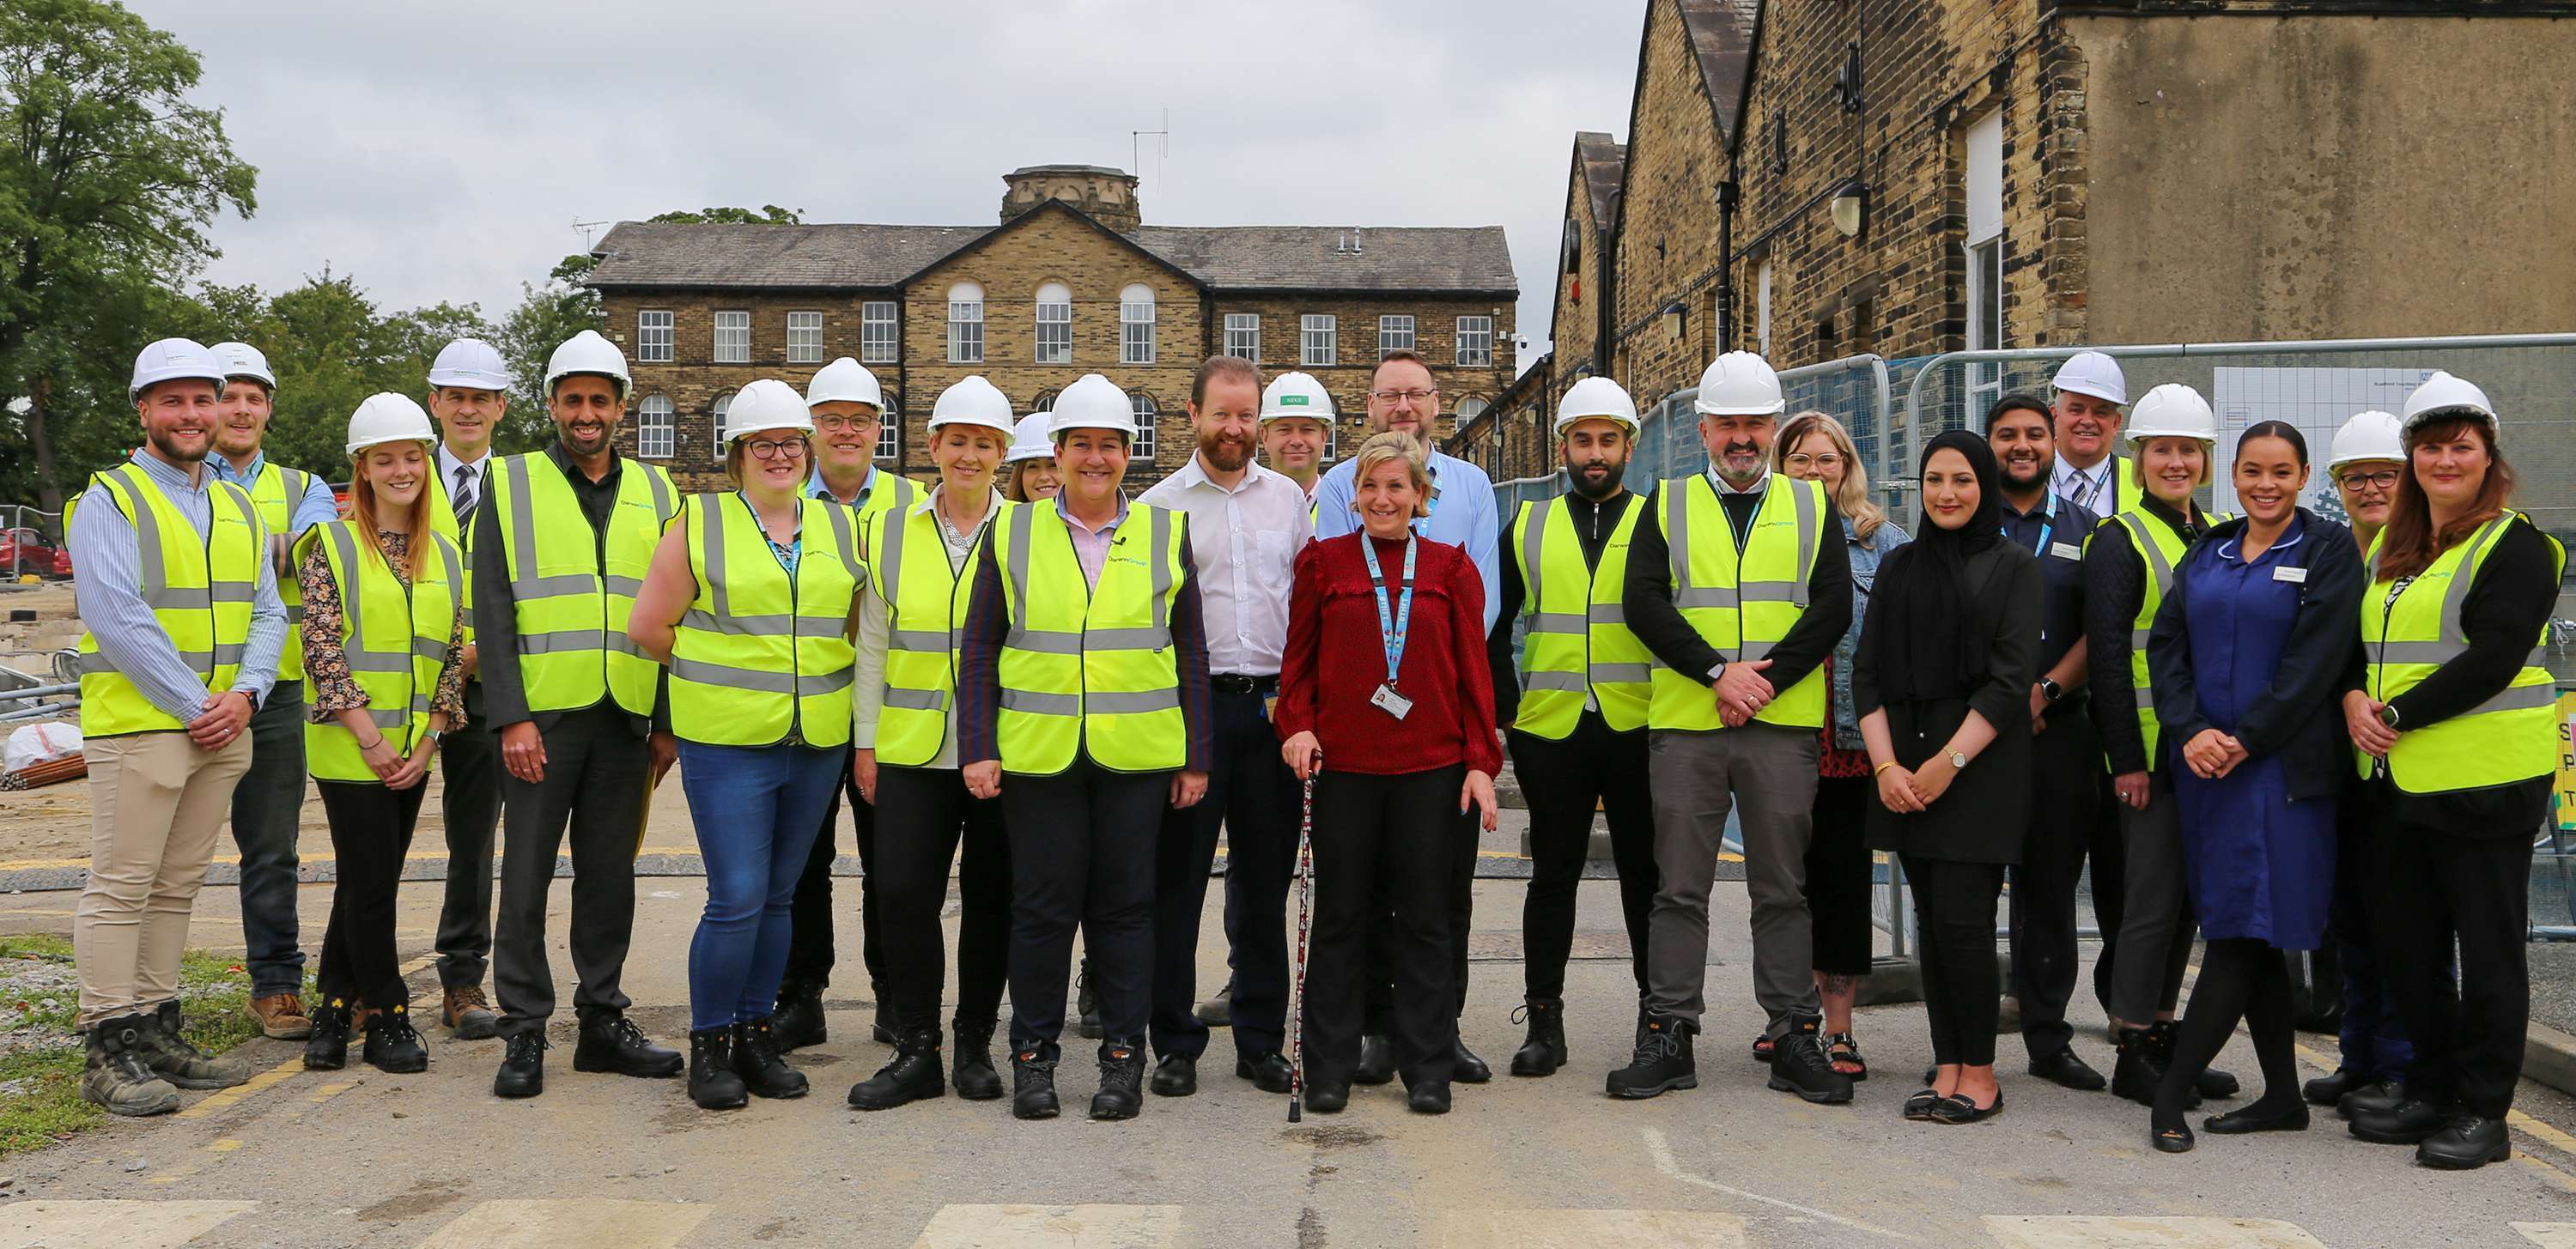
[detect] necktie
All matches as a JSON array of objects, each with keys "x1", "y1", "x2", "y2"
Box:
[{"x1": 453, "y1": 464, "x2": 477, "y2": 525}]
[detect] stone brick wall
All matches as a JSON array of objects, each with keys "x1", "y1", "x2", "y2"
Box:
[
  {"x1": 1610, "y1": 0, "x2": 1736, "y2": 408},
  {"x1": 603, "y1": 290, "x2": 895, "y2": 488}
]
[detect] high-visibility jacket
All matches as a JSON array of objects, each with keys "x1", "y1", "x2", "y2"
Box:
[
  {"x1": 425, "y1": 455, "x2": 483, "y2": 657},
  {"x1": 73, "y1": 464, "x2": 263, "y2": 737},
  {"x1": 667, "y1": 493, "x2": 861, "y2": 749},
  {"x1": 866, "y1": 501, "x2": 979, "y2": 767},
  {"x1": 246, "y1": 462, "x2": 322, "y2": 682},
  {"x1": 987, "y1": 500, "x2": 1188, "y2": 775},
  {"x1": 2358, "y1": 511, "x2": 2566, "y2": 792},
  {"x1": 301, "y1": 521, "x2": 462, "y2": 780},
  {"x1": 2105, "y1": 506, "x2": 2229, "y2": 767},
  {"x1": 1644, "y1": 474, "x2": 1829, "y2": 731},
  {"x1": 487, "y1": 452, "x2": 677, "y2": 716},
  {"x1": 1510, "y1": 493, "x2": 1651, "y2": 737},
  {"x1": 822, "y1": 469, "x2": 919, "y2": 526}
]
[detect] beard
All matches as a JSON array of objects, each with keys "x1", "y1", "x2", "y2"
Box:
[
  {"x1": 2001, "y1": 457, "x2": 2050, "y2": 493},
  {"x1": 1570, "y1": 457, "x2": 1627, "y2": 501},
  {"x1": 1199, "y1": 428, "x2": 1254, "y2": 473},
  {"x1": 149, "y1": 426, "x2": 209, "y2": 465}
]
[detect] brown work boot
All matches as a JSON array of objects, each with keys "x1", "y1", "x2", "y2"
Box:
[
  {"x1": 247, "y1": 991, "x2": 313, "y2": 1040},
  {"x1": 442, "y1": 984, "x2": 500, "y2": 1040}
]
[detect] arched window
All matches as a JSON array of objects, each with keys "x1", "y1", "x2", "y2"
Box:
[
  {"x1": 710, "y1": 391, "x2": 734, "y2": 458},
  {"x1": 637, "y1": 394, "x2": 674, "y2": 459},
  {"x1": 947, "y1": 281, "x2": 985, "y2": 363},
  {"x1": 1120, "y1": 283, "x2": 1156, "y2": 365},
  {"x1": 1455, "y1": 396, "x2": 1489, "y2": 445},
  {"x1": 1129, "y1": 391, "x2": 1157, "y2": 460},
  {"x1": 1035, "y1": 282, "x2": 1072, "y2": 365}
]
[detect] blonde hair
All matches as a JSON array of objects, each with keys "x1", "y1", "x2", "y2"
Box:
[
  {"x1": 348, "y1": 443, "x2": 431, "y2": 582},
  {"x1": 1349, "y1": 431, "x2": 1432, "y2": 518},
  {"x1": 2129, "y1": 436, "x2": 2213, "y2": 490},
  {"x1": 1773, "y1": 410, "x2": 1887, "y2": 541}
]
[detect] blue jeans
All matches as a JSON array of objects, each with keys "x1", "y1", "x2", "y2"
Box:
[{"x1": 678, "y1": 741, "x2": 845, "y2": 1032}]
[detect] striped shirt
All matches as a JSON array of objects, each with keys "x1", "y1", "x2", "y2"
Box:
[{"x1": 69, "y1": 450, "x2": 289, "y2": 721}]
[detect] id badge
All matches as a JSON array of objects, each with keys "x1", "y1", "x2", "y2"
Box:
[
  {"x1": 1370, "y1": 682, "x2": 1414, "y2": 720},
  {"x1": 2274, "y1": 565, "x2": 2308, "y2": 584},
  {"x1": 2050, "y1": 542, "x2": 2084, "y2": 561}
]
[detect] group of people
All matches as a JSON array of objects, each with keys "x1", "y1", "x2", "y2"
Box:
[{"x1": 62, "y1": 329, "x2": 2558, "y2": 1167}]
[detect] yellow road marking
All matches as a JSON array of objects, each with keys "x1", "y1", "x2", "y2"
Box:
[
  {"x1": 205, "y1": 1137, "x2": 242, "y2": 1152},
  {"x1": 173, "y1": 1054, "x2": 301, "y2": 1119},
  {"x1": 2293, "y1": 1040, "x2": 2576, "y2": 1180},
  {"x1": 307, "y1": 1081, "x2": 357, "y2": 1102}
]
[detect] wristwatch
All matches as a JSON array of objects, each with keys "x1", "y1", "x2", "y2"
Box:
[
  {"x1": 2038, "y1": 676, "x2": 2063, "y2": 702},
  {"x1": 2378, "y1": 702, "x2": 2402, "y2": 730},
  {"x1": 1947, "y1": 749, "x2": 1968, "y2": 770}
]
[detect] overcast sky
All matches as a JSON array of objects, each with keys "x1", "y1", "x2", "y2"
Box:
[{"x1": 132, "y1": 1, "x2": 1647, "y2": 374}]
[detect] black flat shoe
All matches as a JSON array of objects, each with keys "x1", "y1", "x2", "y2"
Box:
[
  {"x1": 1237, "y1": 1052, "x2": 1293, "y2": 1094},
  {"x1": 2204, "y1": 1101, "x2": 2310, "y2": 1135},
  {"x1": 1929, "y1": 1088, "x2": 2003, "y2": 1125},
  {"x1": 2028, "y1": 1048, "x2": 2107, "y2": 1092},
  {"x1": 2152, "y1": 1123, "x2": 2196, "y2": 1154},
  {"x1": 1903, "y1": 1088, "x2": 1941, "y2": 1121},
  {"x1": 1150, "y1": 1053, "x2": 1196, "y2": 1097},
  {"x1": 1303, "y1": 1080, "x2": 1350, "y2": 1114},
  {"x1": 1406, "y1": 1081, "x2": 1452, "y2": 1114}
]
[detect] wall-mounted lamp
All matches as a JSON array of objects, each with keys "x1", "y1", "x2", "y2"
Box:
[
  {"x1": 1662, "y1": 301, "x2": 1686, "y2": 340},
  {"x1": 1830, "y1": 179, "x2": 1868, "y2": 239}
]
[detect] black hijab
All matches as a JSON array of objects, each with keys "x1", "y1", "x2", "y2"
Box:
[{"x1": 1876, "y1": 430, "x2": 2007, "y2": 702}]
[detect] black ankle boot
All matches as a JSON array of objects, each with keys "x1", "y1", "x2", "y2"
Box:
[
  {"x1": 1606, "y1": 1010, "x2": 1696, "y2": 1100},
  {"x1": 769, "y1": 986, "x2": 826, "y2": 1052},
  {"x1": 1091, "y1": 1041, "x2": 1145, "y2": 1120},
  {"x1": 1012, "y1": 1049, "x2": 1060, "y2": 1120},
  {"x1": 1510, "y1": 997, "x2": 1567, "y2": 1076},
  {"x1": 303, "y1": 998, "x2": 353, "y2": 1071},
  {"x1": 732, "y1": 1017, "x2": 808, "y2": 1099},
  {"x1": 2111, "y1": 1026, "x2": 2197, "y2": 1108},
  {"x1": 847, "y1": 1026, "x2": 945, "y2": 1111},
  {"x1": 688, "y1": 1027, "x2": 747, "y2": 1109},
  {"x1": 361, "y1": 1003, "x2": 428, "y2": 1074},
  {"x1": 951, "y1": 1018, "x2": 1003, "y2": 1100}
]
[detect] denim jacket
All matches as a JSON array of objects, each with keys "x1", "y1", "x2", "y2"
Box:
[{"x1": 1829, "y1": 513, "x2": 1910, "y2": 749}]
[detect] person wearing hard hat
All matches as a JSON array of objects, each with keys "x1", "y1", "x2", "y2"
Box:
[
  {"x1": 771, "y1": 355, "x2": 919, "y2": 1053},
  {"x1": 1611, "y1": 349, "x2": 1853, "y2": 1106},
  {"x1": 957, "y1": 372, "x2": 1212, "y2": 1122},
  {"x1": 1135, "y1": 357, "x2": 1313, "y2": 1099},
  {"x1": 2342, "y1": 373, "x2": 2561, "y2": 1170},
  {"x1": 844, "y1": 376, "x2": 1019, "y2": 1113},
  {"x1": 66, "y1": 338, "x2": 289, "y2": 1114},
  {"x1": 475, "y1": 329, "x2": 686, "y2": 1100},
  {"x1": 627, "y1": 379, "x2": 857, "y2": 1111},
  {"x1": 2049, "y1": 350, "x2": 2136, "y2": 518},
  {"x1": 1004, "y1": 411, "x2": 1062, "y2": 503},
  {"x1": 201, "y1": 341, "x2": 333, "y2": 1046},
  {"x1": 1309, "y1": 349, "x2": 1502, "y2": 1086},
  {"x1": 2079, "y1": 381, "x2": 2239, "y2": 1108},
  {"x1": 1983, "y1": 392, "x2": 2120, "y2": 1093},
  {"x1": 2302, "y1": 409, "x2": 2424, "y2": 1116},
  {"x1": 1486, "y1": 376, "x2": 1656, "y2": 1079},
  {"x1": 421, "y1": 337, "x2": 511, "y2": 1041},
  {"x1": 293, "y1": 394, "x2": 470, "y2": 1076},
  {"x1": 1258, "y1": 371, "x2": 1335, "y2": 501}
]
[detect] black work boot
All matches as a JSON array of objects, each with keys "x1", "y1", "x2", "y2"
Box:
[
  {"x1": 848, "y1": 1025, "x2": 944, "y2": 1111},
  {"x1": 688, "y1": 1027, "x2": 747, "y2": 1110},
  {"x1": 1012, "y1": 1048, "x2": 1061, "y2": 1119},
  {"x1": 2417, "y1": 1113, "x2": 2512, "y2": 1169},
  {"x1": 361, "y1": 1003, "x2": 429, "y2": 1074},
  {"x1": 732, "y1": 1017, "x2": 809, "y2": 1099},
  {"x1": 141, "y1": 1001, "x2": 250, "y2": 1089},
  {"x1": 1091, "y1": 1041, "x2": 1146, "y2": 1120},
  {"x1": 303, "y1": 998, "x2": 354, "y2": 1071},
  {"x1": 2340, "y1": 1080, "x2": 2407, "y2": 1121},
  {"x1": 82, "y1": 1014, "x2": 180, "y2": 1117},
  {"x1": 1074, "y1": 962, "x2": 1103, "y2": 1040},
  {"x1": 2350, "y1": 1096, "x2": 2446, "y2": 1145},
  {"x1": 770, "y1": 985, "x2": 826, "y2": 1052},
  {"x1": 572, "y1": 1011, "x2": 683, "y2": 1078},
  {"x1": 1765, "y1": 1015, "x2": 1855, "y2": 1105},
  {"x1": 2111, "y1": 1025, "x2": 2196, "y2": 1108},
  {"x1": 1510, "y1": 997, "x2": 1568, "y2": 1077},
  {"x1": 951, "y1": 1018, "x2": 1004, "y2": 1100},
  {"x1": 1606, "y1": 1010, "x2": 1697, "y2": 1100},
  {"x1": 492, "y1": 1031, "x2": 546, "y2": 1098}
]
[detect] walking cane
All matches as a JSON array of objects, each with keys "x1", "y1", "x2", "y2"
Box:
[{"x1": 1287, "y1": 763, "x2": 1317, "y2": 1123}]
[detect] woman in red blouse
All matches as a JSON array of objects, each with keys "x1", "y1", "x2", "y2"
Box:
[{"x1": 1279, "y1": 432, "x2": 1501, "y2": 1116}]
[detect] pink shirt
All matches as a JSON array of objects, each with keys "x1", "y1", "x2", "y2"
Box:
[{"x1": 1059, "y1": 494, "x2": 1128, "y2": 588}]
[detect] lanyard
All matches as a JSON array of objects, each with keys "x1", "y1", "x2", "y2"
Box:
[
  {"x1": 1412, "y1": 476, "x2": 1442, "y2": 537},
  {"x1": 2006, "y1": 490, "x2": 2056, "y2": 556},
  {"x1": 1360, "y1": 533, "x2": 1419, "y2": 687}
]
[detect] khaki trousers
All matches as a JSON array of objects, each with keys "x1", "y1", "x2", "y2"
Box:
[{"x1": 76, "y1": 730, "x2": 252, "y2": 1028}]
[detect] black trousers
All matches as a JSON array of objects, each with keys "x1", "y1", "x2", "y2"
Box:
[
  {"x1": 873, "y1": 765, "x2": 1011, "y2": 1032},
  {"x1": 315, "y1": 779, "x2": 427, "y2": 1010},
  {"x1": 1904, "y1": 854, "x2": 2006, "y2": 1068},
  {"x1": 2010, "y1": 707, "x2": 2122, "y2": 1058},
  {"x1": 1514, "y1": 712, "x2": 1656, "y2": 1000},
  {"x1": 1364, "y1": 804, "x2": 1477, "y2": 1034},
  {"x1": 491, "y1": 703, "x2": 649, "y2": 1035},
  {"x1": 782, "y1": 771, "x2": 880, "y2": 1000},
  {"x1": 434, "y1": 681, "x2": 501, "y2": 990},
  {"x1": 1151, "y1": 688, "x2": 1297, "y2": 1061},
  {"x1": 1001, "y1": 758, "x2": 1165, "y2": 1058},
  {"x1": 2364, "y1": 792, "x2": 2534, "y2": 1119},
  {"x1": 1805, "y1": 772, "x2": 1874, "y2": 979},
  {"x1": 1309, "y1": 767, "x2": 1461, "y2": 1089}
]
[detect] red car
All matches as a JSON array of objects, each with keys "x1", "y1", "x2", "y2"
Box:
[{"x1": 0, "y1": 527, "x2": 72, "y2": 579}]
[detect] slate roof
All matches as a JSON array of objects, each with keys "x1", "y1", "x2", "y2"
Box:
[
  {"x1": 1678, "y1": 0, "x2": 1759, "y2": 142},
  {"x1": 1574, "y1": 131, "x2": 1626, "y2": 225}
]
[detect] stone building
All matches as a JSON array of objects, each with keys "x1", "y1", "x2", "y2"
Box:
[{"x1": 582, "y1": 165, "x2": 1518, "y2": 490}]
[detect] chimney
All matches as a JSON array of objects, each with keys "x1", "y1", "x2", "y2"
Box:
[{"x1": 1349, "y1": 227, "x2": 1363, "y2": 254}]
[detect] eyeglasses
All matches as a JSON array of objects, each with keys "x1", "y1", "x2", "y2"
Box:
[
  {"x1": 811, "y1": 415, "x2": 875, "y2": 434},
  {"x1": 1783, "y1": 452, "x2": 1844, "y2": 470},
  {"x1": 2336, "y1": 469, "x2": 2400, "y2": 491},
  {"x1": 744, "y1": 438, "x2": 808, "y2": 461},
  {"x1": 1369, "y1": 388, "x2": 1439, "y2": 404}
]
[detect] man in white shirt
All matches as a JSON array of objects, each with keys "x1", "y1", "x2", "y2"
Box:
[
  {"x1": 2047, "y1": 350, "x2": 2132, "y2": 518},
  {"x1": 1135, "y1": 355, "x2": 1313, "y2": 1097},
  {"x1": 423, "y1": 337, "x2": 510, "y2": 1040}
]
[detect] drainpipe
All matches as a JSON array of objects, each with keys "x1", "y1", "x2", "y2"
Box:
[{"x1": 1716, "y1": 179, "x2": 1739, "y2": 354}]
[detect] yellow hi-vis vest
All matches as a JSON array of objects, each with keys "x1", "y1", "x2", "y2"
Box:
[
  {"x1": 845, "y1": 469, "x2": 920, "y2": 524},
  {"x1": 488, "y1": 451, "x2": 677, "y2": 717},
  {"x1": 1644, "y1": 474, "x2": 1828, "y2": 731},
  {"x1": 987, "y1": 500, "x2": 1188, "y2": 775},
  {"x1": 74, "y1": 464, "x2": 263, "y2": 737},
  {"x1": 2358, "y1": 511, "x2": 2566, "y2": 792},
  {"x1": 424, "y1": 455, "x2": 482, "y2": 657},
  {"x1": 866, "y1": 500, "x2": 979, "y2": 768},
  {"x1": 1510, "y1": 493, "x2": 1651, "y2": 737},
  {"x1": 246, "y1": 461, "x2": 321, "y2": 682},
  {"x1": 2107, "y1": 506, "x2": 2228, "y2": 767},
  {"x1": 667, "y1": 493, "x2": 861, "y2": 748},
  {"x1": 301, "y1": 521, "x2": 462, "y2": 781}
]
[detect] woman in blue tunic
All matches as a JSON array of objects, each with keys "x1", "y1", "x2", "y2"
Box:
[{"x1": 2142, "y1": 421, "x2": 2362, "y2": 1152}]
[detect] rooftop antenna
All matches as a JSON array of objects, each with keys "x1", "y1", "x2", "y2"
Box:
[
  {"x1": 572, "y1": 218, "x2": 612, "y2": 251},
  {"x1": 1130, "y1": 108, "x2": 1170, "y2": 191}
]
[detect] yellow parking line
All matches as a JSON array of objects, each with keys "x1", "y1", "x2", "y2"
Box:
[
  {"x1": 173, "y1": 1055, "x2": 301, "y2": 1119},
  {"x1": 2293, "y1": 1039, "x2": 2576, "y2": 1180}
]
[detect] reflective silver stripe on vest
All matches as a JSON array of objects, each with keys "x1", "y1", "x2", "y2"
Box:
[
  {"x1": 1783, "y1": 476, "x2": 1819, "y2": 609},
  {"x1": 881, "y1": 686, "x2": 948, "y2": 712},
  {"x1": 1592, "y1": 662, "x2": 1652, "y2": 683},
  {"x1": 2370, "y1": 640, "x2": 2549, "y2": 668},
  {"x1": 683, "y1": 498, "x2": 794, "y2": 636},
  {"x1": 2128, "y1": 514, "x2": 2178, "y2": 598},
  {"x1": 818, "y1": 500, "x2": 859, "y2": 586},
  {"x1": 519, "y1": 628, "x2": 607, "y2": 655},
  {"x1": 644, "y1": 466, "x2": 676, "y2": 519},
  {"x1": 111, "y1": 464, "x2": 234, "y2": 614},
  {"x1": 1592, "y1": 603, "x2": 1627, "y2": 625},
  {"x1": 501, "y1": 457, "x2": 598, "y2": 599},
  {"x1": 1089, "y1": 688, "x2": 1180, "y2": 713},
  {"x1": 325, "y1": 524, "x2": 405, "y2": 674},
  {"x1": 1147, "y1": 507, "x2": 1173, "y2": 640},
  {"x1": 1664, "y1": 482, "x2": 1691, "y2": 586},
  {"x1": 1523, "y1": 671, "x2": 1589, "y2": 694},
  {"x1": 1522, "y1": 496, "x2": 1555, "y2": 621},
  {"x1": 2439, "y1": 516, "x2": 2512, "y2": 643},
  {"x1": 81, "y1": 642, "x2": 247, "y2": 676},
  {"x1": 877, "y1": 508, "x2": 951, "y2": 655},
  {"x1": 669, "y1": 656, "x2": 853, "y2": 697},
  {"x1": 2469, "y1": 682, "x2": 2557, "y2": 716},
  {"x1": 1000, "y1": 688, "x2": 1078, "y2": 716},
  {"x1": 1528, "y1": 612, "x2": 1587, "y2": 634}
]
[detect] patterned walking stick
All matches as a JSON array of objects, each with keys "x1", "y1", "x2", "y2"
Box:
[{"x1": 1288, "y1": 766, "x2": 1316, "y2": 1123}]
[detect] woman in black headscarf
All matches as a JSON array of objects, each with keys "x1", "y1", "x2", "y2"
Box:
[{"x1": 1857, "y1": 430, "x2": 2043, "y2": 1125}]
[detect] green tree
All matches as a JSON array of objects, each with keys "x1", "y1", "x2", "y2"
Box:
[
  {"x1": 647, "y1": 205, "x2": 803, "y2": 225},
  {"x1": 0, "y1": 0, "x2": 256, "y2": 508}
]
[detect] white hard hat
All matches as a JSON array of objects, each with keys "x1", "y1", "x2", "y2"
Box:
[
  {"x1": 2400, "y1": 370, "x2": 2497, "y2": 435},
  {"x1": 1048, "y1": 373, "x2": 1137, "y2": 441},
  {"x1": 344, "y1": 393, "x2": 437, "y2": 458},
  {"x1": 928, "y1": 376, "x2": 1015, "y2": 434},
  {"x1": 1554, "y1": 377, "x2": 1640, "y2": 438},
  {"x1": 544, "y1": 330, "x2": 630, "y2": 399},
  {"x1": 2123, "y1": 383, "x2": 2217, "y2": 445},
  {"x1": 2051, "y1": 351, "x2": 2128, "y2": 406},
  {"x1": 129, "y1": 337, "x2": 226, "y2": 401},
  {"x1": 720, "y1": 379, "x2": 813, "y2": 446},
  {"x1": 1693, "y1": 351, "x2": 1784, "y2": 416},
  {"x1": 805, "y1": 356, "x2": 885, "y2": 409},
  {"x1": 428, "y1": 338, "x2": 510, "y2": 392},
  {"x1": 1260, "y1": 372, "x2": 1335, "y2": 424},
  {"x1": 1006, "y1": 412, "x2": 1054, "y2": 464},
  {"x1": 210, "y1": 342, "x2": 276, "y2": 391},
  {"x1": 2326, "y1": 410, "x2": 2406, "y2": 474}
]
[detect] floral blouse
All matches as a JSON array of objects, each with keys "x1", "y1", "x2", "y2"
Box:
[{"x1": 298, "y1": 529, "x2": 468, "y2": 727}]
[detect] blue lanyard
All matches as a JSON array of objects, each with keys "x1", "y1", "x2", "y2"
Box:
[
  {"x1": 1412, "y1": 475, "x2": 1441, "y2": 537},
  {"x1": 2005, "y1": 490, "x2": 2056, "y2": 556},
  {"x1": 1360, "y1": 533, "x2": 1418, "y2": 687}
]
